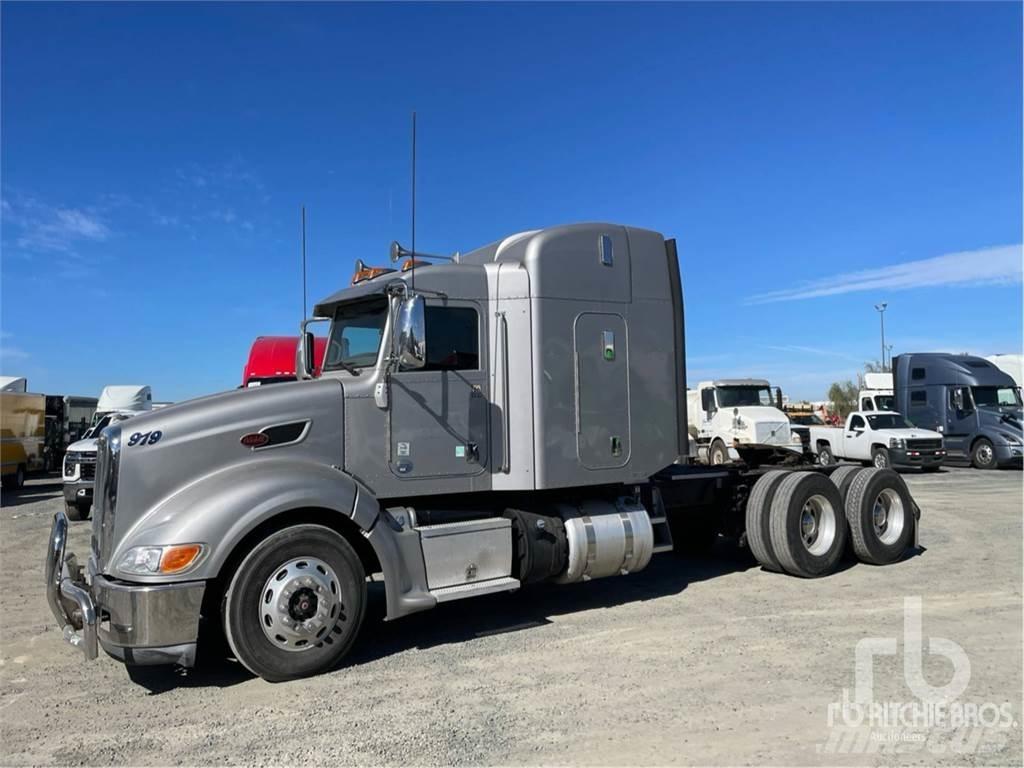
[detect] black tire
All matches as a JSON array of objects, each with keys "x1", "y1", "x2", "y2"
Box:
[
  {"x1": 744, "y1": 470, "x2": 790, "y2": 572},
  {"x1": 709, "y1": 440, "x2": 730, "y2": 465},
  {"x1": 922, "y1": 466, "x2": 941, "y2": 473},
  {"x1": 970, "y1": 438, "x2": 997, "y2": 470},
  {"x1": 828, "y1": 465, "x2": 864, "y2": 503},
  {"x1": 223, "y1": 524, "x2": 366, "y2": 682},
  {"x1": 13, "y1": 465, "x2": 26, "y2": 490},
  {"x1": 845, "y1": 468, "x2": 914, "y2": 565},
  {"x1": 768, "y1": 472, "x2": 847, "y2": 578},
  {"x1": 65, "y1": 501, "x2": 90, "y2": 521},
  {"x1": 817, "y1": 444, "x2": 835, "y2": 466},
  {"x1": 871, "y1": 446, "x2": 890, "y2": 469}
]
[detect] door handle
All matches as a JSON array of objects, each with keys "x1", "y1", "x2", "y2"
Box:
[{"x1": 497, "y1": 312, "x2": 510, "y2": 473}]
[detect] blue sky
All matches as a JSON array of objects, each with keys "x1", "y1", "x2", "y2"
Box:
[{"x1": 2, "y1": 2, "x2": 1021, "y2": 402}]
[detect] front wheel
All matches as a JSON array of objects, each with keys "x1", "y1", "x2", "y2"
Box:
[
  {"x1": 65, "y1": 501, "x2": 91, "y2": 521},
  {"x1": 871, "y1": 447, "x2": 890, "y2": 469},
  {"x1": 971, "y1": 438, "x2": 997, "y2": 470},
  {"x1": 223, "y1": 524, "x2": 366, "y2": 682},
  {"x1": 709, "y1": 440, "x2": 730, "y2": 465},
  {"x1": 816, "y1": 445, "x2": 834, "y2": 466}
]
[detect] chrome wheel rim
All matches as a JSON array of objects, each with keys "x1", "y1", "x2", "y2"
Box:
[
  {"x1": 977, "y1": 444, "x2": 994, "y2": 465},
  {"x1": 800, "y1": 494, "x2": 837, "y2": 556},
  {"x1": 873, "y1": 452, "x2": 887, "y2": 468},
  {"x1": 259, "y1": 557, "x2": 343, "y2": 652},
  {"x1": 712, "y1": 446, "x2": 726, "y2": 465},
  {"x1": 872, "y1": 488, "x2": 905, "y2": 545}
]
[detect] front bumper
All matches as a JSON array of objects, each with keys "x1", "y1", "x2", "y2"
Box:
[
  {"x1": 993, "y1": 441, "x2": 1024, "y2": 466},
  {"x1": 889, "y1": 447, "x2": 946, "y2": 468},
  {"x1": 62, "y1": 480, "x2": 93, "y2": 505},
  {"x1": 45, "y1": 512, "x2": 206, "y2": 666}
]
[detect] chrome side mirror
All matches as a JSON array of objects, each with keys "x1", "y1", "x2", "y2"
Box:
[
  {"x1": 296, "y1": 329, "x2": 316, "y2": 379},
  {"x1": 396, "y1": 295, "x2": 426, "y2": 370}
]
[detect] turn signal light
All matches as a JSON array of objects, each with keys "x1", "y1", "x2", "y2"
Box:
[{"x1": 160, "y1": 544, "x2": 203, "y2": 574}]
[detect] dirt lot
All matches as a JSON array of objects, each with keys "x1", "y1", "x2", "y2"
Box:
[{"x1": 1, "y1": 466, "x2": 1021, "y2": 766}]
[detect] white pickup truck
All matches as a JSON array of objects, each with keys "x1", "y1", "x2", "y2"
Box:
[{"x1": 810, "y1": 411, "x2": 946, "y2": 471}]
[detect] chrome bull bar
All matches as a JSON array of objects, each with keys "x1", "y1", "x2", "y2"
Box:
[{"x1": 45, "y1": 511, "x2": 98, "y2": 660}]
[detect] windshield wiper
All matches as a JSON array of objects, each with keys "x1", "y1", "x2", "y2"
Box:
[{"x1": 336, "y1": 361, "x2": 361, "y2": 376}]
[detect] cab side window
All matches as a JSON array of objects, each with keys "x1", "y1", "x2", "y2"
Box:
[
  {"x1": 424, "y1": 306, "x2": 479, "y2": 371},
  {"x1": 850, "y1": 415, "x2": 865, "y2": 430},
  {"x1": 861, "y1": 398, "x2": 874, "y2": 411}
]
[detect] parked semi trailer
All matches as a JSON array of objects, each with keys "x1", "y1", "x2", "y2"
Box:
[
  {"x1": 45, "y1": 223, "x2": 920, "y2": 681},
  {"x1": 1, "y1": 377, "x2": 45, "y2": 488}
]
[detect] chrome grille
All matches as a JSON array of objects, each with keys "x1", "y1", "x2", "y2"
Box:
[
  {"x1": 907, "y1": 438, "x2": 942, "y2": 450},
  {"x1": 92, "y1": 425, "x2": 121, "y2": 571}
]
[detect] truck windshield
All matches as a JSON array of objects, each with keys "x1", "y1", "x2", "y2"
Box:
[
  {"x1": 972, "y1": 386, "x2": 1022, "y2": 409},
  {"x1": 717, "y1": 386, "x2": 773, "y2": 408},
  {"x1": 789, "y1": 414, "x2": 824, "y2": 425},
  {"x1": 875, "y1": 395, "x2": 895, "y2": 410},
  {"x1": 866, "y1": 414, "x2": 913, "y2": 430},
  {"x1": 324, "y1": 299, "x2": 389, "y2": 372}
]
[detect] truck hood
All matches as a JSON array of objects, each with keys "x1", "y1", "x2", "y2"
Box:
[
  {"x1": 98, "y1": 379, "x2": 346, "y2": 566},
  {"x1": 874, "y1": 427, "x2": 944, "y2": 440},
  {"x1": 66, "y1": 437, "x2": 99, "y2": 454}
]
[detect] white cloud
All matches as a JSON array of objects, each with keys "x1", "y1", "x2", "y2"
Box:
[
  {"x1": 3, "y1": 196, "x2": 110, "y2": 254},
  {"x1": 746, "y1": 244, "x2": 1023, "y2": 304}
]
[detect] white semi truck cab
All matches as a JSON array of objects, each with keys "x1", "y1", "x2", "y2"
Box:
[
  {"x1": 858, "y1": 372, "x2": 895, "y2": 412},
  {"x1": 45, "y1": 223, "x2": 921, "y2": 682},
  {"x1": 687, "y1": 379, "x2": 803, "y2": 465}
]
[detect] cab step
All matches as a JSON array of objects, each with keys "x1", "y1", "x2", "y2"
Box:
[{"x1": 430, "y1": 576, "x2": 520, "y2": 603}]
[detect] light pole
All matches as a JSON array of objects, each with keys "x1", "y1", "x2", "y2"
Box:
[
  {"x1": 886, "y1": 344, "x2": 893, "y2": 371},
  {"x1": 875, "y1": 302, "x2": 888, "y2": 370}
]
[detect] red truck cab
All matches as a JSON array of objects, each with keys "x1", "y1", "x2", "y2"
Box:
[{"x1": 241, "y1": 336, "x2": 327, "y2": 387}]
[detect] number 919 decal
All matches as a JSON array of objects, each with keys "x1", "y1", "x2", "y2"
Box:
[{"x1": 128, "y1": 430, "x2": 163, "y2": 447}]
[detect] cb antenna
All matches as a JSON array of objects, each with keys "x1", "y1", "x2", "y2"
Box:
[
  {"x1": 410, "y1": 110, "x2": 416, "y2": 292},
  {"x1": 301, "y1": 205, "x2": 308, "y2": 320}
]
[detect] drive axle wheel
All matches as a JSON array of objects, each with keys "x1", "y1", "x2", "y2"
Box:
[
  {"x1": 223, "y1": 524, "x2": 365, "y2": 682},
  {"x1": 827, "y1": 465, "x2": 864, "y2": 504},
  {"x1": 744, "y1": 470, "x2": 789, "y2": 572},
  {"x1": 845, "y1": 468, "x2": 914, "y2": 565},
  {"x1": 768, "y1": 472, "x2": 847, "y2": 578}
]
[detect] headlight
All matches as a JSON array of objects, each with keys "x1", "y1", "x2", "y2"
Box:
[
  {"x1": 790, "y1": 431, "x2": 803, "y2": 444},
  {"x1": 1001, "y1": 433, "x2": 1022, "y2": 446},
  {"x1": 889, "y1": 437, "x2": 905, "y2": 449},
  {"x1": 63, "y1": 453, "x2": 79, "y2": 479},
  {"x1": 117, "y1": 544, "x2": 204, "y2": 576}
]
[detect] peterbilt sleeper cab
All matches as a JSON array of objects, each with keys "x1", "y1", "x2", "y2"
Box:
[{"x1": 46, "y1": 223, "x2": 922, "y2": 682}]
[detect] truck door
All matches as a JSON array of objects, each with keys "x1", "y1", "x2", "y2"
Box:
[
  {"x1": 388, "y1": 301, "x2": 490, "y2": 480},
  {"x1": 575, "y1": 312, "x2": 630, "y2": 469},
  {"x1": 846, "y1": 414, "x2": 869, "y2": 459},
  {"x1": 944, "y1": 385, "x2": 973, "y2": 457}
]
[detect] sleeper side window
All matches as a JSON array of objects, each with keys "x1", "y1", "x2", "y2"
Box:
[
  {"x1": 911, "y1": 367, "x2": 926, "y2": 381},
  {"x1": 910, "y1": 389, "x2": 927, "y2": 404},
  {"x1": 423, "y1": 306, "x2": 479, "y2": 371}
]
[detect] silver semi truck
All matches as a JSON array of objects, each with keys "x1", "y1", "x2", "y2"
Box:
[{"x1": 46, "y1": 223, "x2": 920, "y2": 681}]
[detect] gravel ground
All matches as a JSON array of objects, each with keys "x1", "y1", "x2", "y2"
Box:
[{"x1": 1, "y1": 466, "x2": 1020, "y2": 766}]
